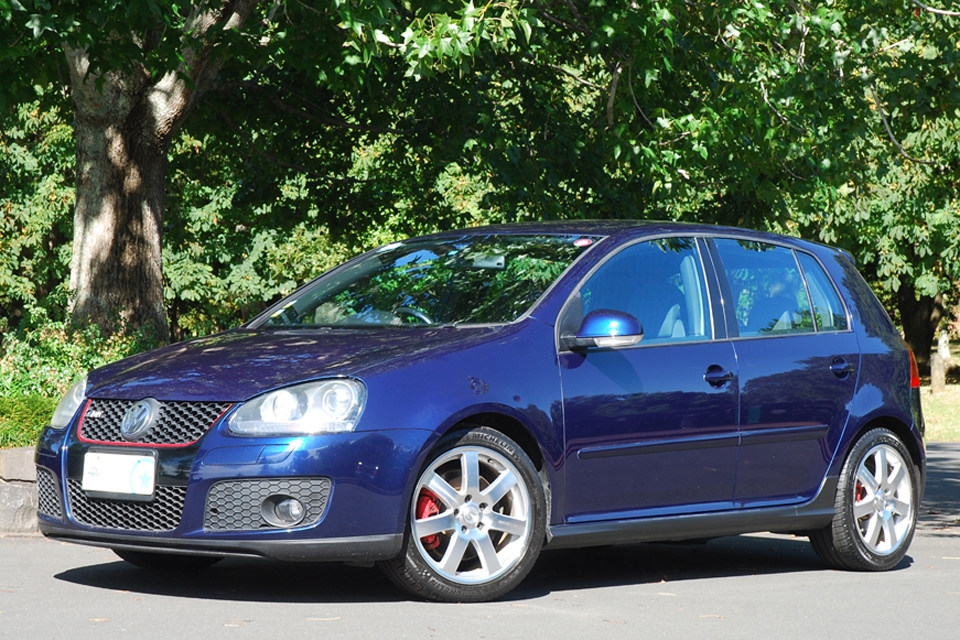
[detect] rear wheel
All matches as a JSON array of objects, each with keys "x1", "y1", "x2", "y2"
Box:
[
  {"x1": 810, "y1": 428, "x2": 919, "y2": 571},
  {"x1": 380, "y1": 427, "x2": 546, "y2": 602},
  {"x1": 113, "y1": 549, "x2": 223, "y2": 571}
]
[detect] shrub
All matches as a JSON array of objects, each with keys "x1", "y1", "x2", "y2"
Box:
[
  {"x1": 0, "y1": 313, "x2": 159, "y2": 397},
  {"x1": 0, "y1": 314, "x2": 159, "y2": 448}
]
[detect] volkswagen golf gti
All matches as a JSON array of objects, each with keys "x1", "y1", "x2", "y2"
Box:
[{"x1": 35, "y1": 221, "x2": 925, "y2": 601}]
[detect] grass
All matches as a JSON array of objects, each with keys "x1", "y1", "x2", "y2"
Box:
[
  {"x1": 0, "y1": 395, "x2": 58, "y2": 448},
  {"x1": 919, "y1": 384, "x2": 960, "y2": 442}
]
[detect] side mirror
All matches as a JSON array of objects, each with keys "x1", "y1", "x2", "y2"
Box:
[{"x1": 560, "y1": 309, "x2": 644, "y2": 351}]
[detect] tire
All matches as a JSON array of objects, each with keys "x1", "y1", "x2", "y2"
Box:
[
  {"x1": 113, "y1": 549, "x2": 223, "y2": 571},
  {"x1": 379, "y1": 427, "x2": 546, "y2": 602},
  {"x1": 810, "y1": 428, "x2": 919, "y2": 571}
]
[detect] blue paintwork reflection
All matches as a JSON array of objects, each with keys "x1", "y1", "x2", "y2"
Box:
[
  {"x1": 33, "y1": 221, "x2": 924, "y2": 561},
  {"x1": 579, "y1": 309, "x2": 643, "y2": 338},
  {"x1": 732, "y1": 332, "x2": 860, "y2": 504},
  {"x1": 560, "y1": 341, "x2": 740, "y2": 520}
]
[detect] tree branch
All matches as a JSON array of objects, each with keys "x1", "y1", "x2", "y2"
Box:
[
  {"x1": 606, "y1": 62, "x2": 622, "y2": 128},
  {"x1": 561, "y1": 0, "x2": 591, "y2": 32},
  {"x1": 520, "y1": 58, "x2": 604, "y2": 90},
  {"x1": 868, "y1": 82, "x2": 940, "y2": 167},
  {"x1": 532, "y1": 2, "x2": 591, "y2": 34},
  {"x1": 219, "y1": 111, "x2": 377, "y2": 183},
  {"x1": 908, "y1": 0, "x2": 960, "y2": 17},
  {"x1": 776, "y1": 156, "x2": 807, "y2": 182},
  {"x1": 209, "y1": 80, "x2": 411, "y2": 135},
  {"x1": 759, "y1": 80, "x2": 805, "y2": 132},
  {"x1": 626, "y1": 64, "x2": 654, "y2": 129}
]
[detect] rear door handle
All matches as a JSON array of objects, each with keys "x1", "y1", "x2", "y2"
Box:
[
  {"x1": 704, "y1": 365, "x2": 735, "y2": 388},
  {"x1": 830, "y1": 357, "x2": 856, "y2": 378}
]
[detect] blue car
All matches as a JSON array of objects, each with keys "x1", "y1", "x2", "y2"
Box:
[{"x1": 36, "y1": 221, "x2": 925, "y2": 601}]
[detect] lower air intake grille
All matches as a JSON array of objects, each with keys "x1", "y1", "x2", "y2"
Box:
[
  {"x1": 204, "y1": 478, "x2": 331, "y2": 531},
  {"x1": 66, "y1": 479, "x2": 186, "y2": 532},
  {"x1": 36, "y1": 466, "x2": 63, "y2": 520}
]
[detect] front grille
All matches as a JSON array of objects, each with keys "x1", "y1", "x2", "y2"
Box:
[
  {"x1": 66, "y1": 479, "x2": 186, "y2": 532},
  {"x1": 36, "y1": 466, "x2": 63, "y2": 520},
  {"x1": 204, "y1": 478, "x2": 332, "y2": 531},
  {"x1": 79, "y1": 399, "x2": 231, "y2": 446}
]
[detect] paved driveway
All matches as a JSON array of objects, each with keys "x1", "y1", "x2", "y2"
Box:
[{"x1": 2, "y1": 444, "x2": 958, "y2": 640}]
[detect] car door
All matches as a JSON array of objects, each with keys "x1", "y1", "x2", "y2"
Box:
[
  {"x1": 709, "y1": 238, "x2": 860, "y2": 505},
  {"x1": 558, "y1": 237, "x2": 740, "y2": 523}
]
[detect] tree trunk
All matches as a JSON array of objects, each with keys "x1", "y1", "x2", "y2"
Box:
[
  {"x1": 69, "y1": 76, "x2": 171, "y2": 340},
  {"x1": 64, "y1": 1, "x2": 260, "y2": 343},
  {"x1": 897, "y1": 282, "x2": 943, "y2": 374}
]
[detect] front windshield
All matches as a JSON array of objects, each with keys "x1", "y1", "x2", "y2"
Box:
[{"x1": 256, "y1": 234, "x2": 598, "y2": 328}]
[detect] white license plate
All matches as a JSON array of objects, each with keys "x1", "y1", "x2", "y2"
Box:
[{"x1": 82, "y1": 451, "x2": 156, "y2": 496}]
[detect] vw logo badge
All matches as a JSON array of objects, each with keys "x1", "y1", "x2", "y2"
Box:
[{"x1": 121, "y1": 398, "x2": 160, "y2": 441}]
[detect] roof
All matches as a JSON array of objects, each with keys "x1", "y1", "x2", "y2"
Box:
[{"x1": 415, "y1": 219, "x2": 833, "y2": 252}]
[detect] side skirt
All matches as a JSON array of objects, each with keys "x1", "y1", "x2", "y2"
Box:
[{"x1": 545, "y1": 476, "x2": 838, "y2": 550}]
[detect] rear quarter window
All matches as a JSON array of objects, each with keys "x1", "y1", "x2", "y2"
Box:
[
  {"x1": 797, "y1": 252, "x2": 849, "y2": 332},
  {"x1": 713, "y1": 239, "x2": 814, "y2": 337}
]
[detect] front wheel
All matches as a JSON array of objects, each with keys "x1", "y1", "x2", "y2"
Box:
[
  {"x1": 810, "y1": 428, "x2": 919, "y2": 571},
  {"x1": 380, "y1": 427, "x2": 546, "y2": 602}
]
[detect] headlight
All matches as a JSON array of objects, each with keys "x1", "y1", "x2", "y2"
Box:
[
  {"x1": 227, "y1": 379, "x2": 367, "y2": 436},
  {"x1": 51, "y1": 375, "x2": 88, "y2": 429}
]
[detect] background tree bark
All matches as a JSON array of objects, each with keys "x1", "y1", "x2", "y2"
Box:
[
  {"x1": 897, "y1": 283, "x2": 944, "y2": 373},
  {"x1": 65, "y1": 1, "x2": 259, "y2": 342}
]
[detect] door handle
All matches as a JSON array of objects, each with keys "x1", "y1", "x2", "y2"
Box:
[
  {"x1": 830, "y1": 357, "x2": 856, "y2": 379},
  {"x1": 703, "y1": 365, "x2": 735, "y2": 388}
]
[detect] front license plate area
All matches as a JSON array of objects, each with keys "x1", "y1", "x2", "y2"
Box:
[{"x1": 82, "y1": 449, "x2": 157, "y2": 501}]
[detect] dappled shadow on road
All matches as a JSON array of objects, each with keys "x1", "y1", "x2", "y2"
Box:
[
  {"x1": 919, "y1": 442, "x2": 960, "y2": 535},
  {"x1": 55, "y1": 533, "x2": 902, "y2": 604}
]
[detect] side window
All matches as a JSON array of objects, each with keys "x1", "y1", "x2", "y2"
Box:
[
  {"x1": 572, "y1": 237, "x2": 712, "y2": 344},
  {"x1": 797, "y1": 252, "x2": 849, "y2": 331},
  {"x1": 714, "y1": 239, "x2": 814, "y2": 337}
]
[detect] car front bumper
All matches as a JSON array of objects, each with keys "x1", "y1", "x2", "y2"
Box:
[
  {"x1": 38, "y1": 520, "x2": 403, "y2": 561},
  {"x1": 35, "y1": 424, "x2": 435, "y2": 562}
]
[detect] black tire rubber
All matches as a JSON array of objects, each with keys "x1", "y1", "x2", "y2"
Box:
[
  {"x1": 113, "y1": 549, "x2": 223, "y2": 571},
  {"x1": 379, "y1": 427, "x2": 546, "y2": 602},
  {"x1": 809, "y1": 427, "x2": 919, "y2": 571}
]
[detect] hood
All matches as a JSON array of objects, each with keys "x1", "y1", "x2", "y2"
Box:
[{"x1": 86, "y1": 326, "x2": 501, "y2": 402}]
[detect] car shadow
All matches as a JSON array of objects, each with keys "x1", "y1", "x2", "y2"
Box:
[
  {"x1": 55, "y1": 556, "x2": 406, "y2": 604},
  {"x1": 510, "y1": 533, "x2": 914, "y2": 600},
  {"x1": 56, "y1": 440, "x2": 956, "y2": 605},
  {"x1": 54, "y1": 533, "x2": 911, "y2": 604}
]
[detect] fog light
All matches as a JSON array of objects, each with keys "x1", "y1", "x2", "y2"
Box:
[
  {"x1": 261, "y1": 495, "x2": 307, "y2": 527},
  {"x1": 276, "y1": 498, "x2": 305, "y2": 524}
]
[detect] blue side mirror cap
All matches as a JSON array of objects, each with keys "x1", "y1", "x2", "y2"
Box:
[{"x1": 561, "y1": 309, "x2": 644, "y2": 350}]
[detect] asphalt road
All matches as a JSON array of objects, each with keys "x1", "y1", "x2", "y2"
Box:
[{"x1": 2, "y1": 444, "x2": 958, "y2": 640}]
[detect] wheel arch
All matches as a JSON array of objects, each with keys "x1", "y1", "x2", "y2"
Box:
[
  {"x1": 840, "y1": 415, "x2": 924, "y2": 482},
  {"x1": 453, "y1": 411, "x2": 546, "y2": 472},
  {"x1": 414, "y1": 409, "x2": 555, "y2": 539}
]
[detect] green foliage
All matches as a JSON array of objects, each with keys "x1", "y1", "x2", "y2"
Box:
[
  {"x1": 162, "y1": 130, "x2": 504, "y2": 339},
  {"x1": 3, "y1": 0, "x2": 960, "y2": 365},
  {"x1": 0, "y1": 313, "x2": 159, "y2": 397},
  {"x1": 0, "y1": 393, "x2": 57, "y2": 448},
  {"x1": 0, "y1": 97, "x2": 74, "y2": 330}
]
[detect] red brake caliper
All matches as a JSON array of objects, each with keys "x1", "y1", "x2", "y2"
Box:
[
  {"x1": 416, "y1": 489, "x2": 443, "y2": 551},
  {"x1": 855, "y1": 481, "x2": 866, "y2": 503}
]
